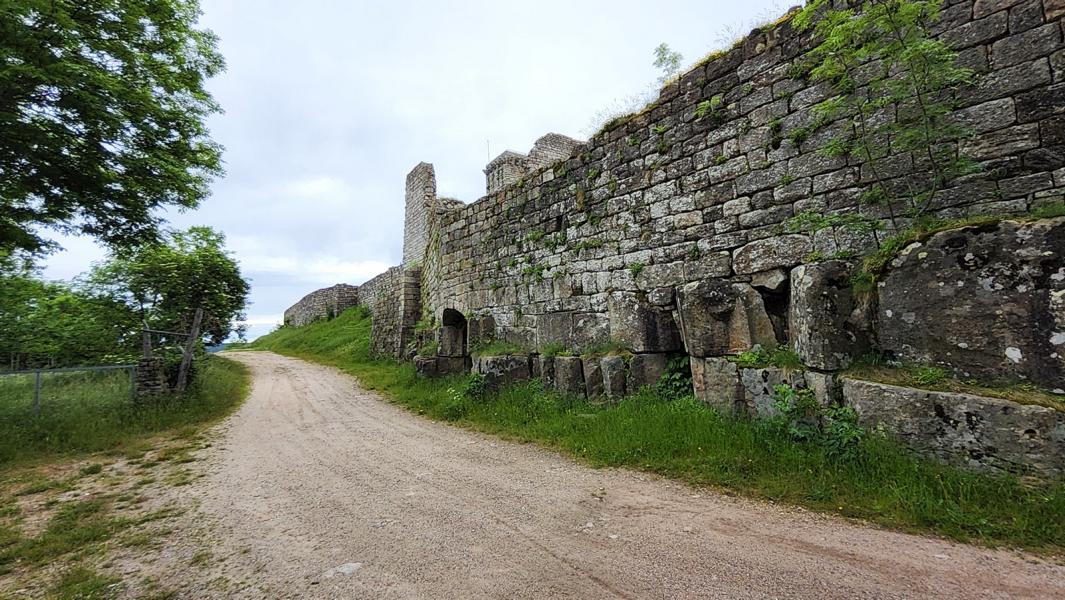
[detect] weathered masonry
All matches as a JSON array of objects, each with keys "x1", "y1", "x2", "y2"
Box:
[{"x1": 288, "y1": 0, "x2": 1065, "y2": 477}]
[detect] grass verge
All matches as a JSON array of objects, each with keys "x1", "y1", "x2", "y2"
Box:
[
  {"x1": 0, "y1": 354, "x2": 250, "y2": 597},
  {"x1": 0, "y1": 356, "x2": 250, "y2": 466},
  {"x1": 250, "y1": 307, "x2": 1065, "y2": 554}
]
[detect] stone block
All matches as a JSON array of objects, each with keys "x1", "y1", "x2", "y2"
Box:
[
  {"x1": 437, "y1": 356, "x2": 467, "y2": 375},
  {"x1": 439, "y1": 325, "x2": 465, "y2": 357},
  {"x1": 876, "y1": 218, "x2": 1065, "y2": 391},
  {"x1": 788, "y1": 261, "x2": 871, "y2": 371},
  {"x1": 990, "y1": 23, "x2": 1063, "y2": 69},
  {"x1": 691, "y1": 357, "x2": 744, "y2": 414},
  {"x1": 1046, "y1": 0, "x2": 1065, "y2": 21},
  {"x1": 751, "y1": 268, "x2": 788, "y2": 292},
  {"x1": 601, "y1": 356, "x2": 627, "y2": 399},
  {"x1": 1016, "y1": 82, "x2": 1065, "y2": 123},
  {"x1": 677, "y1": 281, "x2": 778, "y2": 358},
  {"x1": 739, "y1": 366, "x2": 811, "y2": 418},
  {"x1": 607, "y1": 291, "x2": 683, "y2": 353},
  {"x1": 539, "y1": 356, "x2": 556, "y2": 389},
  {"x1": 843, "y1": 378, "x2": 1065, "y2": 478},
  {"x1": 473, "y1": 355, "x2": 531, "y2": 391},
  {"x1": 414, "y1": 356, "x2": 438, "y2": 379},
  {"x1": 583, "y1": 358, "x2": 605, "y2": 398},
  {"x1": 960, "y1": 123, "x2": 1041, "y2": 159},
  {"x1": 537, "y1": 312, "x2": 610, "y2": 354},
  {"x1": 732, "y1": 235, "x2": 812, "y2": 275},
  {"x1": 467, "y1": 314, "x2": 496, "y2": 347},
  {"x1": 628, "y1": 353, "x2": 669, "y2": 391},
  {"x1": 554, "y1": 356, "x2": 585, "y2": 397}
]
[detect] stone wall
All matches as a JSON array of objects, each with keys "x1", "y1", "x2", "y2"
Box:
[
  {"x1": 283, "y1": 284, "x2": 360, "y2": 327},
  {"x1": 359, "y1": 267, "x2": 403, "y2": 358},
  {"x1": 429, "y1": 0, "x2": 1065, "y2": 356},
  {"x1": 287, "y1": 0, "x2": 1065, "y2": 476}
]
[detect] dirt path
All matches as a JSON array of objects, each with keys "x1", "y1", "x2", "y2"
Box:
[{"x1": 175, "y1": 351, "x2": 1065, "y2": 599}]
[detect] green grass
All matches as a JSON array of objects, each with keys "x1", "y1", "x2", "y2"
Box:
[
  {"x1": 47, "y1": 566, "x2": 120, "y2": 600},
  {"x1": 0, "y1": 356, "x2": 249, "y2": 466},
  {"x1": 250, "y1": 307, "x2": 1065, "y2": 553}
]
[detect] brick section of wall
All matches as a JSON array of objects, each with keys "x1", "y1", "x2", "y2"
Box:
[
  {"x1": 283, "y1": 284, "x2": 360, "y2": 327},
  {"x1": 402, "y1": 163, "x2": 437, "y2": 268},
  {"x1": 424, "y1": 0, "x2": 1065, "y2": 351}
]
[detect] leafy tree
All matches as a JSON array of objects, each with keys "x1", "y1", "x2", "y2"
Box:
[
  {"x1": 88, "y1": 226, "x2": 249, "y2": 345},
  {"x1": 794, "y1": 0, "x2": 976, "y2": 228},
  {"x1": 0, "y1": 0, "x2": 225, "y2": 255},
  {"x1": 653, "y1": 43, "x2": 684, "y2": 84},
  {"x1": 0, "y1": 262, "x2": 138, "y2": 369}
]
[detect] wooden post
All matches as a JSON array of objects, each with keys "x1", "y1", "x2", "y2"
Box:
[
  {"x1": 33, "y1": 371, "x2": 41, "y2": 416},
  {"x1": 175, "y1": 307, "x2": 204, "y2": 393}
]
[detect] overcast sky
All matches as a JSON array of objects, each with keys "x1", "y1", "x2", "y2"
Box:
[{"x1": 41, "y1": 0, "x2": 794, "y2": 341}]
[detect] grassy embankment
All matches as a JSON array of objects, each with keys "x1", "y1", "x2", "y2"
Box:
[
  {"x1": 0, "y1": 356, "x2": 250, "y2": 598},
  {"x1": 250, "y1": 307, "x2": 1065, "y2": 554}
]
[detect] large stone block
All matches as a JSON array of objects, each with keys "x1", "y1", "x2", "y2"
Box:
[
  {"x1": 554, "y1": 356, "x2": 585, "y2": 397},
  {"x1": 536, "y1": 312, "x2": 610, "y2": 354},
  {"x1": 439, "y1": 325, "x2": 465, "y2": 357},
  {"x1": 691, "y1": 357, "x2": 744, "y2": 414},
  {"x1": 414, "y1": 356, "x2": 438, "y2": 379},
  {"x1": 467, "y1": 314, "x2": 496, "y2": 347},
  {"x1": 789, "y1": 261, "x2": 871, "y2": 371},
  {"x1": 843, "y1": 378, "x2": 1065, "y2": 478},
  {"x1": 539, "y1": 356, "x2": 556, "y2": 389},
  {"x1": 437, "y1": 356, "x2": 467, "y2": 375},
  {"x1": 627, "y1": 353, "x2": 669, "y2": 391},
  {"x1": 607, "y1": 291, "x2": 683, "y2": 353},
  {"x1": 677, "y1": 281, "x2": 778, "y2": 358},
  {"x1": 876, "y1": 218, "x2": 1065, "y2": 391},
  {"x1": 732, "y1": 234, "x2": 812, "y2": 275},
  {"x1": 601, "y1": 356, "x2": 627, "y2": 399},
  {"x1": 741, "y1": 366, "x2": 822, "y2": 417},
  {"x1": 473, "y1": 355, "x2": 531, "y2": 390},
  {"x1": 583, "y1": 358, "x2": 605, "y2": 398}
]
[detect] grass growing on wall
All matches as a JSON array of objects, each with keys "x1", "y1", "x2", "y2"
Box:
[
  {"x1": 0, "y1": 356, "x2": 250, "y2": 466},
  {"x1": 250, "y1": 307, "x2": 1065, "y2": 553}
]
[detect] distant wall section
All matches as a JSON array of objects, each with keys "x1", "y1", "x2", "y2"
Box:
[{"x1": 283, "y1": 284, "x2": 360, "y2": 327}]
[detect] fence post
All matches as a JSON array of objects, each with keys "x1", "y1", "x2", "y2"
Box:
[
  {"x1": 33, "y1": 370, "x2": 41, "y2": 416},
  {"x1": 175, "y1": 307, "x2": 204, "y2": 393}
]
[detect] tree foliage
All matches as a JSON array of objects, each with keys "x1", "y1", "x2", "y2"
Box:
[
  {"x1": 0, "y1": 262, "x2": 138, "y2": 369},
  {"x1": 794, "y1": 0, "x2": 975, "y2": 228},
  {"x1": 88, "y1": 226, "x2": 249, "y2": 345},
  {"x1": 1, "y1": 226, "x2": 247, "y2": 370},
  {"x1": 0, "y1": 0, "x2": 225, "y2": 255},
  {"x1": 653, "y1": 43, "x2": 684, "y2": 84}
]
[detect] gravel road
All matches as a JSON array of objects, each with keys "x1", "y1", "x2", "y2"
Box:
[{"x1": 186, "y1": 351, "x2": 1065, "y2": 599}]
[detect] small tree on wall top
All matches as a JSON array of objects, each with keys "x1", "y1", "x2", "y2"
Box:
[{"x1": 793, "y1": 0, "x2": 977, "y2": 231}]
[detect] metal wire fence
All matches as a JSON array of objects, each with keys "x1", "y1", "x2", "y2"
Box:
[{"x1": 0, "y1": 365, "x2": 136, "y2": 418}]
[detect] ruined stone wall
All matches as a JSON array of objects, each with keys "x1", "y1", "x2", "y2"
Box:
[
  {"x1": 431, "y1": 0, "x2": 1065, "y2": 353},
  {"x1": 283, "y1": 284, "x2": 360, "y2": 327},
  {"x1": 402, "y1": 163, "x2": 437, "y2": 268},
  {"x1": 359, "y1": 267, "x2": 403, "y2": 358}
]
